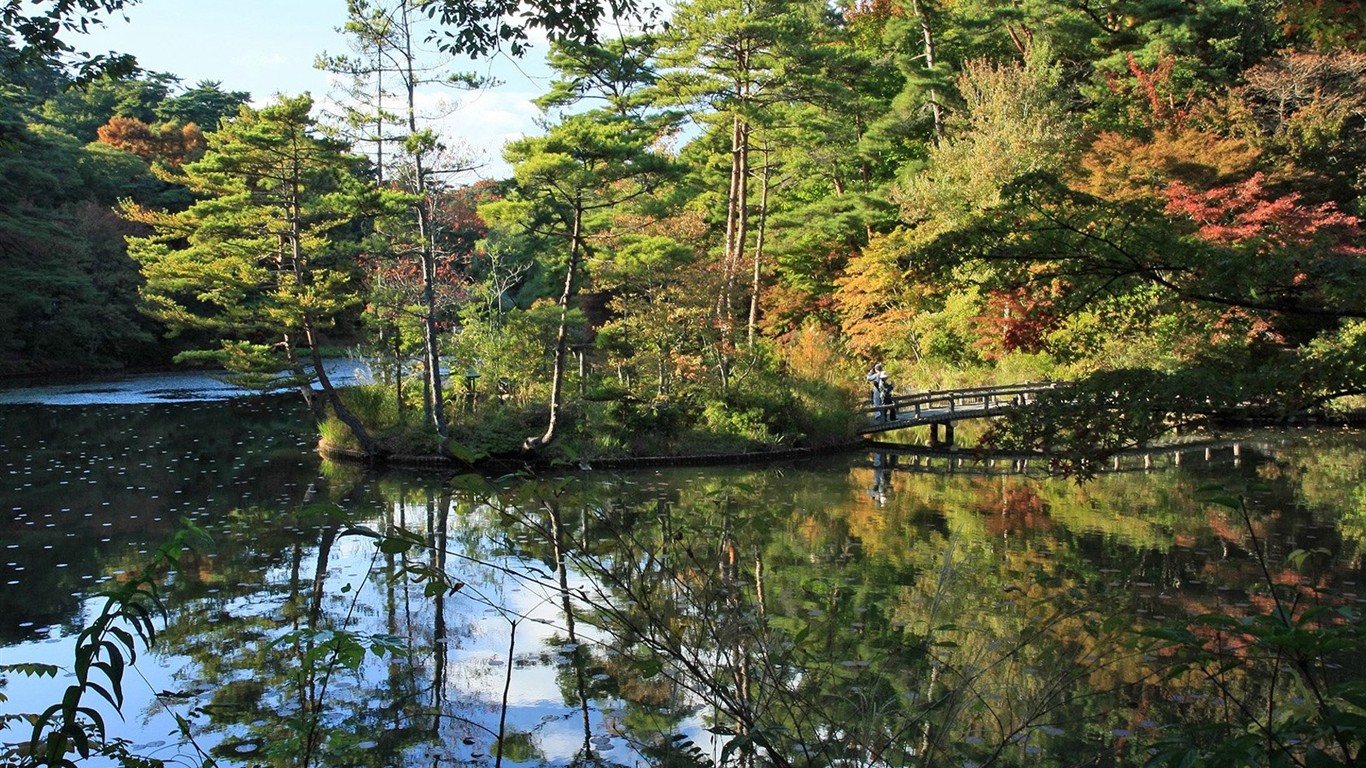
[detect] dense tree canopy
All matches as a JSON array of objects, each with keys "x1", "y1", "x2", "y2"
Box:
[{"x1": 3, "y1": 0, "x2": 1364, "y2": 463}]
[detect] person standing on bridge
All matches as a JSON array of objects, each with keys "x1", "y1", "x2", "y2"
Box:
[{"x1": 866, "y1": 363, "x2": 888, "y2": 420}]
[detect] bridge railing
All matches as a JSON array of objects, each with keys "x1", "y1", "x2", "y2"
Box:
[{"x1": 862, "y1": 380, "x2": 1065, "y2": 420}]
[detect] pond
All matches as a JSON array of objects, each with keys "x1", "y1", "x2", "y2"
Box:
[{"x1": 1, "y1": 372, "x2": 1364, "y2": 767}]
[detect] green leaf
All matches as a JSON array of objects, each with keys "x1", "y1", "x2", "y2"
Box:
[
  {"x1": 379, "y1": 537, "x2": 414, "y2": 555},
  {"x1": 442, "y1": 439, "x2": 485, "y2": 465},
  {"x1": 1204, "y1": 495, "x2": 1243, "y2": 510},
  {"x1": 84, "y1": 680, "x2": 118, "y2": 709},
  {"x1": 0, "y1": 663, "x2": 60, "y2": 678},
  {"x1": 1191, "y1": 613, "x2": 1243, "y2": 629},
  {"x1": 342, "y1": 526, "x2": 382, "y2": 540},
  {"x1": 635, "y1": 658, "x2": 664, "y2": 679}
]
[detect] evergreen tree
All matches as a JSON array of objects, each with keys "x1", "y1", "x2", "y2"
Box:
[
  {"x1": 155, "y1": 80, "x2": 250, "y2": 131},
  {"x1": 123, "y1": 95, "x2": 408, "y2": 458},
  {"x1": 484, "y1": 110, "x2": 673, "y2": 448}
]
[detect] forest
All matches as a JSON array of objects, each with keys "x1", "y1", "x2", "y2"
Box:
[{"x1": 1, "y1": 0, "x2": 1363, "y2": 463}]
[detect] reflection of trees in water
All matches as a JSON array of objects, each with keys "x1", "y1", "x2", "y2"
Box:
[
  {"x1": 477, "y1": 476, "x2": 1084, "y2": 767},
  {"x1": 123, "y1": 435, "x2": 1366, "y2": 767},
  {"x1": 0, "y1": 395, "x2": 319, "y2": 640},
  {"x1": 474, "y1": 460, "x2": 1366, "y2": 768},
  {"x1": 149, "y1": 488, "x2": 452, "y2": 767}
]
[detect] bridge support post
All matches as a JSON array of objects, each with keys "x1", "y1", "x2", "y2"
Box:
[{"x1": 928, "y1": 422, "x2": 956, "y2": 447}]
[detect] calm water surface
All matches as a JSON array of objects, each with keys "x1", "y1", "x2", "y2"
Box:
[{"x1": 1, "y1": 372, "x2": 1364, "y2": 767}]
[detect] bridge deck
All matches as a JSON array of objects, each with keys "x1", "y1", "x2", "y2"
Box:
[{"x1": 859, "y1": 381, "x2": 1060, "y2": 436}]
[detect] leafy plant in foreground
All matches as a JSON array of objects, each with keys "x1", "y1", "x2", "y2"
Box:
[{"x1": 0, "y1": 522, "x2": 213, "y2": 768}]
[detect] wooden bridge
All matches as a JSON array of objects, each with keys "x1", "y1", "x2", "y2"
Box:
[{"x1": 860, "y1": 381, "x2": 1063, "y2": 444}]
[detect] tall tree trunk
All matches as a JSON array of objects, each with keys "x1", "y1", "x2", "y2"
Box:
[
  {"x1": 527, "y1": 201, "x2": 584, "y2": 450},
  {"x1": 431, "y1": 487, "x2": 450, "y2": 735},
  {"x1": 733, "y1": 119, "x2": 751, "y2": 317},
  {"x1": 304, "y1": 319, "x2": 386, "y2": 460},
  {"x1": 286, "y1": 188, "x2": 384, "y2": 459},
  {"x1": 747, "y1": 145, "x2": 771, "y2": 348},
  {"x1": 281, "y1": 329, "x2": 322, "y2": 419},
  {"x1": 547, "y1": 500, "x2": 593, "y2": 755},
  {"x1": 375, "y1": 67, "x2": 385, "y2": 185},
  {"x1": 401, "y1": 0, "x2": 447, "y2": 440},
  {"x1": 911, "y1": 0, "x2": 944, "y2": 139},
  {"x1": 719, "y1": 112, "x2": 745, "y2": 322},
  {"x1": 714, "y1": 113, "x2": 750, "y2": 391}
]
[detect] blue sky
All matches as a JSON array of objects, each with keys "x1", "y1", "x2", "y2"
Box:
[{"x1": 81, "y1": 0, "x2": 559, "y2": 178}]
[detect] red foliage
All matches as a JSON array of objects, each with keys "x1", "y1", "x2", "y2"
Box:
[
  {"x1": 983, "y1": 484, "x2": 1053, "y2": 537},
  {"x1": 358, "y1": 183, "x2": 500, "y2": 330},
  {"x1": 1165, "y1": 172, "x2": 1364, "y2": 254},
  {"x1": 1209, "y1": 306, "x2": 1285, "y2": 346},
  {"x1": 431, "y1": 181, "x2": 496, "y2": 257},
  {"x1": 1102, "y1": 54, "x2": 1193, "y2": 132},
  {"x1": 972, "y1": 285, "x2": 1064, "y2": 360}
]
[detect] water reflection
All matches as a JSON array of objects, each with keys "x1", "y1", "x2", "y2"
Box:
[{"x1": 0, "y1": 386, "x2": 1363, "y2": 767}]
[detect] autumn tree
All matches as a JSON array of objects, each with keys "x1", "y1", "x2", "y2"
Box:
[
  {"x1": 938, "y1": 72, "x2": 1366, "y2": 462},
  {"x1": 657, "y1": 0, "x2": 826, "y2": 354},
  {"x1": 0, "y1": 59, "x2": 167, "y2": 374},
  {"x1": 835, "y1": 55, "x2": 1074, "y2": 367},
  {"x1": 320, "y1": 0, "x2": 490, "y2": 442},
  {"x1": 1234, "y1": 51, "x2": 1366, "y2": 215},
  {"x1": 95, "y1": 115, "x2": 205, "y2": 165}
]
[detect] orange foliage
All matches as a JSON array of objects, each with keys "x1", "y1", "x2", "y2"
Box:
[
  {"x1": 1078, "y1": 54, "x2": 1261, "y2": 201},
  {"x1": 834, "y1": 230, "x2": 920, "y2": 358},
  {"x1": 1207, "y1": 306, "x2": 1285, "y2": 346},
  {"x1": 1075, "y1": 128, "x2": 1261, "y2": 201},
  {"x1": 779, "y1": 318, "x2": 847, "y2": 384},
  {"x1": 844, "y1": 0, "x2": 905, "y2": 25},
  {"x1": 96, "y1": 116, "x2": 206, "y2": 165},
  {"x1": 608, "y1": 207, "x2": 709, "y2": 247}
]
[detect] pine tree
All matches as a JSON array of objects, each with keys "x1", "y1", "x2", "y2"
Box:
[{"x1": 124, "y1": 95, "x2": 409, "y2": 459}]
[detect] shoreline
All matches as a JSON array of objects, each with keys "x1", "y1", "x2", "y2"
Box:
[{"x1": 318, "y1": 437, "x2": 871, "y2": 472}]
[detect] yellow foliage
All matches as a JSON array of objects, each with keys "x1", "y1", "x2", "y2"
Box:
[
  {"x1": 780, "y1": 319, "x2": 853, "y2": 388},
  {"x1": 834, "y1": 228, "x2": 923, "y2": 358},
  {"x1": 1073, "y1": 127, "x2": 1261, "y2": 201}
]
